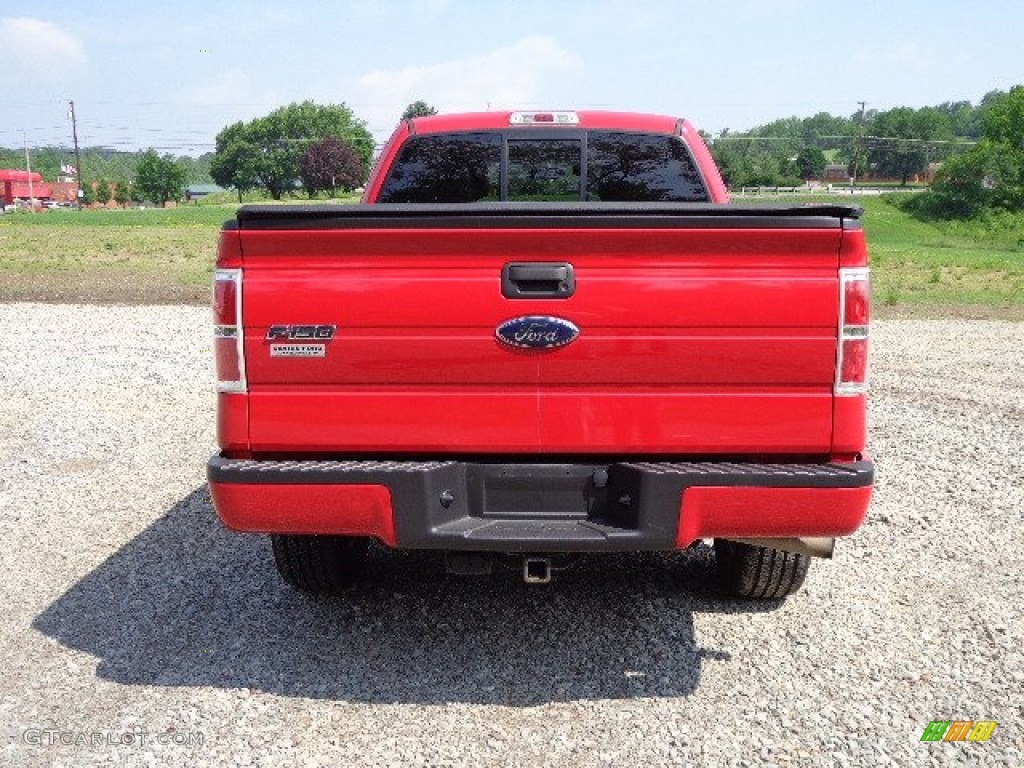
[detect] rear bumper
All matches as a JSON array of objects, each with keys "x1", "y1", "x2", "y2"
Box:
[{"x1": 208, "y1": 456, "x2": 873, "y2": 553}]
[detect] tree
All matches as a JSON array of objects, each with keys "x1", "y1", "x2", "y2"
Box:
[
  {"x1": 910, "y1": 85, "x2": 1024, "y2": 218},
  {"x1": 709, "y1": 136, "x2": 800, "y2": 188},
  {"x1": 114, "y1": 182, "x2": 131, "y2": 206},
  {"x1": 0, "y1": 147, "x2": 215, "y2": 189},
  {"x1": 94, "y1": 179, "x2": 112, "y2": 204},
  {"x1": 980, "y1": 85, "x2": 1024, "y2": 152},
  {"x1": 800, "y1": 111, "x2": 854, "y2": 152},
  {"x1": 707, "y1": 110, "x2": 857, "y2": 189},
  {"x1": 210, "y1": 121, "x2": 259, "y2": 202},
  {"x1": 795, "y1": 148, "x2": 827, "y2": 181},
  {"x1": 934, "y1": 100, "x2": 983, "y2": 139},
  {"x1": 708, "y1": 139, "x2": 744, "y2": 188},
  {"x1": 298, "y1": 137, "x2": 364, "y2": 197},
  {"x1": 134, "y1": 149, "x2": 187, "y2": 207},
  {"x1": 211, "y1": 101, "x2": 373, "y2": 200},
  {"x1": 401, "y1": 101, "x2": 438, "y2": 121},
  {"x1": 867, "y1": 107, "x2": 952, "y2": 185}
]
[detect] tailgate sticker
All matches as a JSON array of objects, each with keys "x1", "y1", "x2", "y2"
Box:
[{"x1": 270, "y1": 344, "x2": 326, "y2": 358}]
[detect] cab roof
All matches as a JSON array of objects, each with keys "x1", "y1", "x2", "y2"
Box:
[{"x1": 408, "y1": 110, "x2": 687, "y2": 136}]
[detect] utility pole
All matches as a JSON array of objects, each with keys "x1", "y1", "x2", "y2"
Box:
[
  {"x1": 68, "y1": 100, "x2": 84, "y2": 210},
  {"x1": 23, "y1": 131, "x2": 35, "y2": 213},
  {"x1": 853, "y1": 101, "x2": 867, "y2": 185}
]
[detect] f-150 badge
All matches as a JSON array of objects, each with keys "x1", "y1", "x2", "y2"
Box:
[
  {"x1": 265, "y1": 325, "x2": 336, "y2": 341},
  {"x1": 266, "y1": 325, "x2": 335, "y2": 358},
  {"x1": 496, "y1": 316, "x2": 579, "y2": 350}
]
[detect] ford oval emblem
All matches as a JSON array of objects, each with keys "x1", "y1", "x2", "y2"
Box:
[{"x1": 496, "y1": 316, "x2": 580, "y2": 350}]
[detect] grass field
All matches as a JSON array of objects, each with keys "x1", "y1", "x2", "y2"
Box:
[
  {"x1": 1, "y1": 197, "x2": 1021, "y2": 313},
  {"x1": 833, "y1": 196, "x2": 1023, "y2": 309},
  {"x1": 0, "y1": 206, "x2": 234, "y2": 303}
]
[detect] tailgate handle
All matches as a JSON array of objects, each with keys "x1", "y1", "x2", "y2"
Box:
[{"x1": 502, "y1": 262, "x2": 575, "y2": 299}]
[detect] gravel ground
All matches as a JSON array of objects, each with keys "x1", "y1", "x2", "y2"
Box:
[{"x1": 0, "y1": 304, "x2": 1020, "y2": 767}]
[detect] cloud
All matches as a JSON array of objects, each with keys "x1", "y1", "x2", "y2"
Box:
[
  {"x1": 0, "y1": 17, "x2": 86, "y2": 82},
  {"x1": 354, "y1": 36, "x2": 584, "y2": 137}
]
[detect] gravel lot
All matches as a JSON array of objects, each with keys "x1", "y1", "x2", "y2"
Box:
[{"x1": 0, "y1": 304, "x2": 1020, "y2": 767}]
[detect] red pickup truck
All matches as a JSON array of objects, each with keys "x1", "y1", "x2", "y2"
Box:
[{"x1": 208, "y1": 110, "x2": 872, "y2": 599}]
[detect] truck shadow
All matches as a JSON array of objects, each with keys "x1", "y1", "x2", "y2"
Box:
[{"x1": 34, "y1": 486, "x2": 784, "y2": 706}]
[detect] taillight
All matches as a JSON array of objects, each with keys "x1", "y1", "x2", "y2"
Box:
[
  {"x1": 214, "y1": 268, "x2": 246, "y2": 393},
  {"x1": 836, "y1": 267, "x2": 870, "y2": 395}
]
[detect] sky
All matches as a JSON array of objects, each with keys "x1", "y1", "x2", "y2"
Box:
[{"x1": 1, "y1": 0, "x2": 1022, "y2": 155}]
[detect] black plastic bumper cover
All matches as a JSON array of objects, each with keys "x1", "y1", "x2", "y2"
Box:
[{"x1": 208, "y1": 456, "x2": 874, "y2": 553}]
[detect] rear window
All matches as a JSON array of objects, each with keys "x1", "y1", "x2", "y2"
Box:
[
  {"x1": 508, "y1": 139, "x2": 581, "y2": 201},
  {"x1": 587, "y1": 132, "x2": 707, "y2": 201},
  {"x1": 377, "y1": 133, "x2": 502, "y2": 203},
  {"x1": 378, "y1": 130, "x2": 708, "y2": 202}
]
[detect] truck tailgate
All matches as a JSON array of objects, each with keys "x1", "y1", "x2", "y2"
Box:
[{"x1": 234, "y1": 205, "x2": 849, "y2": 455}]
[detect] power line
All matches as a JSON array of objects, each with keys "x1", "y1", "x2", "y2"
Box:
[
  {"x1": 861, "y1": 135, "x2": 977, "y2": 145},
  {"x1": 712, "y1": 136, "x2": 978, "y2": 158},
  {"x1": 712, "y1": 134, "x2": 977, "y2": 145}
]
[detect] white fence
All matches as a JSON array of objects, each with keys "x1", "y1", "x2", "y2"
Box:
[{"x1": 730, "y1": 185, "x2": 914, "y2": 197}]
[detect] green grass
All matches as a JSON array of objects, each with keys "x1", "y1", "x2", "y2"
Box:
[
  {"x1": 1, "y1": 195, "x2": 1022, "y2": 310},
  {"x1": 0, "y1": 206, "x2": 233, "y2": 291},
  {"x1": 3, "y1": 205, "x2": 238, "y2": 228},
  {"x1": 855, "y1": 196, "x2": 1023, "y2": 308},
  {"x1": 194, "y1": 189, "x2": 363, "y2": 207},
  {"x1": 761, "y1": 194, "x2": 1023, "y2": 309}
]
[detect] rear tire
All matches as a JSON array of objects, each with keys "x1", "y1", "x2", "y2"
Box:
[
  {"x1": 271, "y1": 534, "x2": 369, "y2": 594},
  {"x1": 713, "y1": 539, "x2": 810, "y2": 599}
]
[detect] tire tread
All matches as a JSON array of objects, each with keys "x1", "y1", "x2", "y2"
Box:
[
  {"x1": 714, "y1": 539, "x2": 810, "y2": 599},
  {"x1": 271, "y1": 534, "x2": 368, "y2": 594}
]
